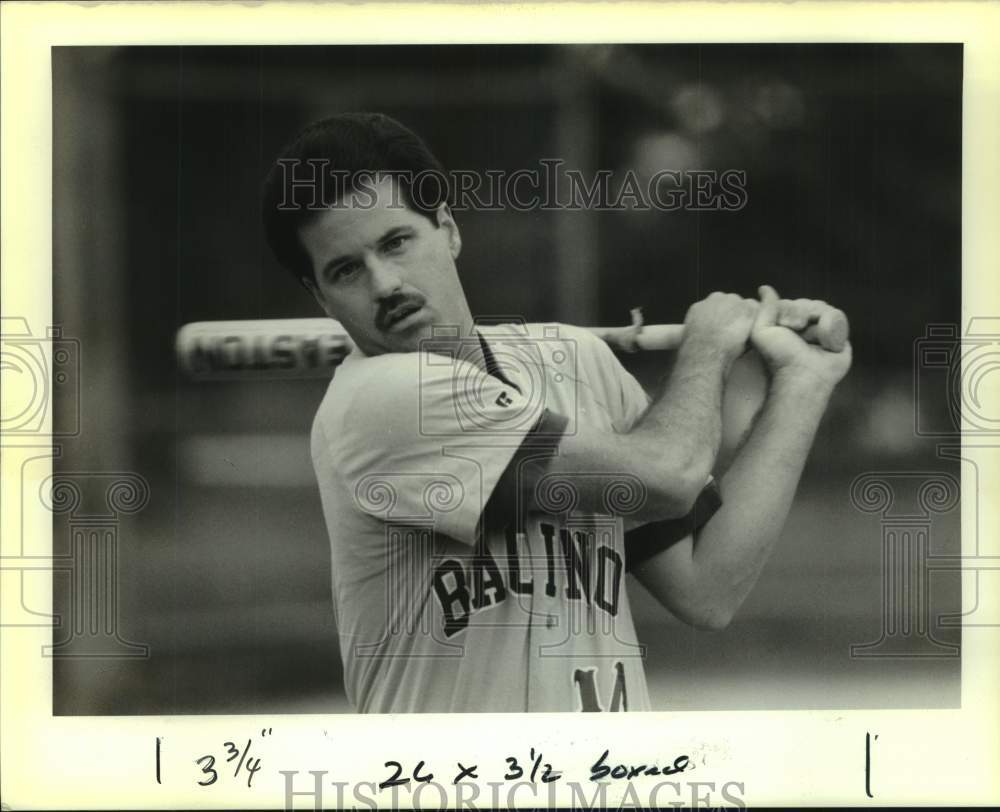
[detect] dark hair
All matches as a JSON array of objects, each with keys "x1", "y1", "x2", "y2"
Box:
[{"x1": 261, "y1": 112, "x2": 450, "y2": 285}]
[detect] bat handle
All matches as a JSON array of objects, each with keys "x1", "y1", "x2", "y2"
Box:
[
  {"x1": 586, "y1": 323, "x2": 685, "y2": 352},
  {"x1": 634, "y1": 324, "x2": 685, "y2": 351},
  {"x1": 590, "y1": 306, "x2": 849, "y2": 353}
]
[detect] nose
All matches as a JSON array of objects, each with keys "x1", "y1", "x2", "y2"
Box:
[{"x1": 367, "y1": 256, "x2": 403, "y2": 299}]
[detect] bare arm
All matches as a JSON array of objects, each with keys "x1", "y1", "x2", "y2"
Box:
[
  {"x1": 505, "y1": 293, "x2": 759, "y2": 523},
  {"x1": 632, "y1": 367, "x2": 840, "y2": 627},
  {"x1": 631, "y1": 287, "x2": 853, "y2": 628}
]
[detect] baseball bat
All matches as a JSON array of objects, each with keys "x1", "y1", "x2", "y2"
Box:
[{"x1": 176, "y1": 309, "x2": 848, "y2": 380}]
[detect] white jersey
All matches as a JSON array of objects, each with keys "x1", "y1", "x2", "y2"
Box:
[{"x1": 311, "y1": 322, "x2": 656, "y2": 713}]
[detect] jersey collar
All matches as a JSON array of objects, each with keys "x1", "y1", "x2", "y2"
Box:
[
  {"x1": 341, "y1": 322, "x2": 527, "y2": 396},
  {"x1": 475, "y1": 328, "x2": 523, "y2": 394}
]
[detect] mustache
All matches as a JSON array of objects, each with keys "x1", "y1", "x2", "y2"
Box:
[{"x1": 376, "y1": 292, "x2": 427, "y2": 331}]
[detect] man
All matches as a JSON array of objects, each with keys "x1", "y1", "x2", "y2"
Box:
[{"x1": 261, "y1": 112, "x2": 851, "y2": 713}]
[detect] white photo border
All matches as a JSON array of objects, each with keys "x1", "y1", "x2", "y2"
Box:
[{"x1": 2, "y1": 1, "x2": 998, "y2": 808}]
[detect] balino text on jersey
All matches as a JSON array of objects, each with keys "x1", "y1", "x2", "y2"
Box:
[{"x1": 433, "y1": 520, "x2": 624, "y2": 637}]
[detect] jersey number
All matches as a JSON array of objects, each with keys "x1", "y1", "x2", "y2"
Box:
[{"x1": 573, "y1": 661, "x2": 627, "y2": 712}]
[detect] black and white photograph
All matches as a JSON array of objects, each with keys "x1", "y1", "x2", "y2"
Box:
[
  {"x1": 3, "y1": 2, "x2": 999, "y2": 809},
  {"x1": 49, "y1": 41, "x2": 962, "y2": 715}
]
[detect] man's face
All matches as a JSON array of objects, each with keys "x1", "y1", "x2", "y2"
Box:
[{"x1": 299, "y1": 176, "x2": 470, "y2": 356}]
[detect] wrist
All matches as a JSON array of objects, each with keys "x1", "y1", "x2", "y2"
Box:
[
  {"x1": 771, "y1": 366, "x2": 836, "y2": 403},
  {"x1": 677, "y1": 335, "x2": 733, "y2": 372}
]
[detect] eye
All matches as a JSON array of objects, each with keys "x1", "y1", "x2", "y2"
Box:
[
  {"x1": 331, "y1": 261, "x2": 361, "y2": 282},
  {"x1": 383, "y1": 234, "x2": 409, "y2": 252}
]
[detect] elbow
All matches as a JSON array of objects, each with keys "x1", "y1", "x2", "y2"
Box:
[
  {"x1": 672, "y1": 594, "x2": 736, "y2": 631},
  {"x1": 674, "y1": 603, "x2": 733, "y2": 631},
  {"x1": 690, "y1": 607, "x2": 734, "y2": 631},
  {"x1": 650, "y1": 461, "x2": 710, "y2": 519},
  {"x1": 626, "y1": 432, "x2": 714, "y2": 519}
]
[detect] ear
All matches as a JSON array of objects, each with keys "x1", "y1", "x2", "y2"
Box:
[
  {"x1": 435, "y1": 203, "x2": 462, "y2": 260},
  {"x1": 301, "y1": 276, "x2": 334, "y2": 318}
]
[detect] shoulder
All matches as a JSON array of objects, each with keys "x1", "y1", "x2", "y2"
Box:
[
  {"x1": 325, "y1": 349, "x2": 459, "y2": 410},
  {"x1": 536, "y1": 321, "x2": 614, "y2": 358},
  {"x1": 310, "y1": 347, "x2": 484, "y2": 453},
  {"x1": 531, "y1": 321, "x2": 627, "y2": 382},
  {"x1": 479, "y1": 321, "x2": 612, "y2": 384},
  {"x1": 521, "y1": 321, "x2": 599, "y2": 344},
  {"x1": 311, "y1": 352, "x2": 415, "y2": 448},
  {"x1": 489, "y1": 321, "x2": 610, "y2": 360}
]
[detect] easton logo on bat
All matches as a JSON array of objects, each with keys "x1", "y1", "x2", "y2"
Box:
[{"x1": 176, "y1": 319, "x2": 352, "y2": 380}]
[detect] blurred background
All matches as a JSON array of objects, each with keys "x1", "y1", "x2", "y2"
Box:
[{"x1": 52, "y1": 44, "x2": 962, "y2": 714}]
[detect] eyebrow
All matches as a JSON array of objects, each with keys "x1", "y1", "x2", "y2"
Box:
[{"x1": 320, "y1": 226, "x2": 413, "y2": 279}]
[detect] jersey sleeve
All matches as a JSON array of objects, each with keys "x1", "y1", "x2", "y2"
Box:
[
  {"x1": 614, "y1": 360, "x2": 653, "y2": 433},
  {"x1": 582, "y1": 328, "x2": 652, "y2": 433},
  {"x1": 323, "y1": 351, "x2": 568, "y2": 546}
]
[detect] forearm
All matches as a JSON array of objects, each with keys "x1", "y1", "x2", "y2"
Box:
[
  {"x1": 522, "y1": 293, "x2": 757, "y2": 523},
  {"x1": 688, "y1": 370, "x2": 832, "y2": 621},
  {"x1": 630, "y1": 288, "x2": 851, "y2": 628},
  {"x1": 534, "y1": 342, "x2": 730, "y2": 524},
  {"x1": 632, "y1": 340, "x2": 730, "y2": 497}
]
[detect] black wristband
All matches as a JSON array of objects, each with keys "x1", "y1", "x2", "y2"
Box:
[{"x1": 624, "y1": 479, "x2": 723, "y2": 572}]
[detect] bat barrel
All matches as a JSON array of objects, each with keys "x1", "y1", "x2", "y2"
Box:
[{"x1": 176, "y1": 319, "x2": 352, "y2": 380}]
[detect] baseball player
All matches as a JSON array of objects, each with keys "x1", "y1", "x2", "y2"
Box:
[{"x1": 261, "y1": 113, "x2": 851, "y2": 713}]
